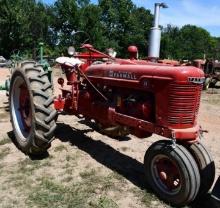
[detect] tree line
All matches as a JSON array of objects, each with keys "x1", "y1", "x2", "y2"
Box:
[{"x1": 0, "y1": 0, "x2": 219, "y2": 60}]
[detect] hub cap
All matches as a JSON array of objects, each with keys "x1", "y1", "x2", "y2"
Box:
[{"x1": 151, "y1": 155, "x2": 182, "y2": 195}]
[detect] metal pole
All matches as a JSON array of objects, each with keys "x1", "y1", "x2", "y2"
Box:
[
  {"x1": 148, "y1": 3, "x2": 168, "y2": 60},
  {"x1": 39, "y1": 42, "x2": 44, "y2": 64}
]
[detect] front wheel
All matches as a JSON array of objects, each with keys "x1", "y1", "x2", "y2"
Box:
[
  {"x1": 144, "y1": 140, "x2": 200, "y2": 206},
  {"x1": 184, "y1": 142, "x2": 215, "y2": 196},
  {"x1": 9, "y1": 61, "x2": 57, "y2": 155}
]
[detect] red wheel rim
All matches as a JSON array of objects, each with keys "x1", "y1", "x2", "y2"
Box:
[
  {"x1": 18, "y1": 84, "x2": 32, "y2": 133},
  {"x1": 152, "y1": 155, "x2": 181, "y2": 194}
]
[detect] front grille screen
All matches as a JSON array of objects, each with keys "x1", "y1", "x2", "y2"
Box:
[{"x1": 168, "y1": 83, "x2": 202, "y2": 125}]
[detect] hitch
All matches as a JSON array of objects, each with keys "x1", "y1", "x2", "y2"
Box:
[{"x1": 199, "y1": 126, "x2": 209, "y2": 140}]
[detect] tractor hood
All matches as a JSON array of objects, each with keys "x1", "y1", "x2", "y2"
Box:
[{"x1": 85, "y1": 62, "x2": 204, "y2": 83}]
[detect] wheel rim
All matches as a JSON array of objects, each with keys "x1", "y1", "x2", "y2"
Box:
[
  {"x1": 151, "y1": 155, "x2": 182, "y2": 195},
  {"x1": 11, "y1": 76, "x2": 32, "y2": 141}
]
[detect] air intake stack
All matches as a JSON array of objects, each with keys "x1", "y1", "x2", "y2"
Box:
[{"x1": 148, "y1": 3, "x2": 168, "y2": 60}]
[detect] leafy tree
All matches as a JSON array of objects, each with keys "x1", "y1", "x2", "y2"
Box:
[
  {"x1": 160, "y1": 24, "x2": 180, "y2": 59},
  {"x1": 0, "y1": 0, "x2": 54, "y2": 58},
  {"x1": 0, "y1": 0, "x2": 33, "y2": 57},
  {"x1": 52, "y1": 0, "x2": 79, "y2": 47},
  {"x1": 0, "y1": 0, "x2": 219, "y2": 60},
  {"x1": 178, "y1": 25, "x2": 212, "y2": 60},
  {"x1": 161, "y1": 24, "x2": 216, "y2": 60},
  {"x1": 99, "y1": 0, "x2": 153, "y2": 57},
  {"x1": 125, "y1": 7, "x2": 153, "y2": 57},
  {"x1": 77, "y1": 4, "x2": 106, "y2": 50}
]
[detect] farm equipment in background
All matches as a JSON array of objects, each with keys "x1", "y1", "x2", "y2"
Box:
[
  {"x1": 37, "y1": 42, "x2": 53, "y2": 83},
  {"x1": 193, "y1": 59, "x2": 220, "y2": 90},
  {"x1": 0, "y1": 56, "x2": 11, "y2": 94},
  {"x1": 0, "y1": 43, "x2": 52, "y2": 95},
  {"x1": 8, "y1": 2, "x2": 215, "y2": 207}
]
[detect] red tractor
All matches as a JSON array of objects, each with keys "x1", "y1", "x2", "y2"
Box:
[
  {"x1": 8, "y1": 3, "x2": 215, "y2": 207},
  {"x1": 9, "y1": 43, "x2": 215, "y2": 206}
]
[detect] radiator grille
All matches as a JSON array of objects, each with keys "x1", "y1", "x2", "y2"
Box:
[{"x1": 168, "y1": 83, "x2": 202, "y2": 125}]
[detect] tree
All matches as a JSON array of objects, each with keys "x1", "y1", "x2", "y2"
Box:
[
  {"x1": 178, "y1": 25, "x2": 213, "y2": 60},
  {"x1": 77, "y1": 4, "x2": 106, "y2": 50},
  {"x1": 0, "y1": 0, "x2": 54, "y2": 58},
  {"x1": 52, "y1": 0, "x2": 79, "y2": 47},
  {"x1": 160, "y1": 24, "x2": 216, "y2": 60},
  {"x1": 98, "y1": 0, "x2": 153, "y2": 57},
  {"x1": 160, "y1": 24, "x2": 180, "y2": 59},
  {"x1": 0, "y1": 0, "x2": 33, "y2": 57}
]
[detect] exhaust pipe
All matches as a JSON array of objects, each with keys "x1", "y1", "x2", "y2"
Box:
[{"x1": 148, "y1": 3, "x2": 168, "y2": 60}]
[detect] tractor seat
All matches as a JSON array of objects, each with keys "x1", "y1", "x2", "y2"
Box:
[{"x1": 56, "y1": 57, "x2": 83, "y2": 67}]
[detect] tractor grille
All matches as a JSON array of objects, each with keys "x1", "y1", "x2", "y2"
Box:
[{"x1": 168, "y1": 83, "x2": 202, "y2": 126}]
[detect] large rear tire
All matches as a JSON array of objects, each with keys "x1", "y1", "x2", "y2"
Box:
[
  {"x1": 144, "y1": 140, "x2": 200, "y2": 207},
  {"x1": 9, "y1": 61, "x2": 57, "y2": 155},
  {"x1": 184, "y1": 142, "x2": 215, "y2": 196}
]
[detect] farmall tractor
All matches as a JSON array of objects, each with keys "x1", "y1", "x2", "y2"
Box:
[{"x1": 9, "y1": 3, "x2": 215, "y2": 207}]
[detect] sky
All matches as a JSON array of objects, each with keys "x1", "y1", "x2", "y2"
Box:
[{"x1": 42, "y1": 0, "x2": 220, "y2": 37}]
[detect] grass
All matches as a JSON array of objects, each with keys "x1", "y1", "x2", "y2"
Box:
[
  {"x1": 6, "y1": 173, "x2": 34, "y2": 188},
  {"x1": 0, "y1": 137, "x2": 11, "y2": 146},
  {"x1": 27, "y1": 176, "x2": 119, "y2": 208},
  {"x1": 17, "y1": 158, "x2": 52, "y2": 176},
  {"x1": 26, "y1": 174, "x2": 121, "y2": 208},
  {"x1": 131, "y1": 187, "x2": 171, "y2": 208},
  {"x1": 120, "y1": 146, "x2": 129, "y2": 152},
  {"x1": 54, "y1": 145, "x2": 67, "y2": 152},
  {"x1": 79, "y1": 169, "x2": 97, "y2": 179},
  {"x1": 3, "y1": 154, "x2": 122, "y2": 208},
  {"x1": 91, "y1": 196, "x2": 119, "y2": 208},
  {"x1": 0, "y1": 141, "x2": 166, "y2": 208},
  {"x1": 0, "y1": 156, "x2": 166, "y2": 208},
  {"x1": 0, "y1": 147, "x2": 10, "y2": 159}
]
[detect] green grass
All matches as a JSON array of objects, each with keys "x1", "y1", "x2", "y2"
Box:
[
  {"x1": 61, "y1": 176, "x2": 73, "y2": 183},
  {"x1": 0, "y1": 145, "x2": 164, "y2": 208},
  {"x1": 27, "y1": 176, "x2": 120, "y2": 208},
  {"x1": 27, "y1": 177, "x2": 93, "y2": 208},
  {"x1": 0, "y1": 137, "x2": 11, "y2": 146},
  {"x1": 0, "y1": 147, "x2": 10, "y2": 159},
  {"x1": 80, "y1": 169, "x2": 97, "y2": 179},
  {"x1": 120, "y1": 146, "x2": 129, "y2": 152},
  {"x1": 92, "y1": 196, "x2": 119, "y2": 208},
  {"x1": 131, "y1": 187, "x2": 171, "y2": 208},
  {"x1": 17, "y1": 158, "x2": 51, "y2": 176},
  {"x1": 6, "y1": 173, "x2": 34, "y2": 188},
  {"x1": 54, "y1": 145, "x2": 67, "y2": 152}
]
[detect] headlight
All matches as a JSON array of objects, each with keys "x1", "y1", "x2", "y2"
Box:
[{"x1": 68, "y1": 46, "x2": 75, "y2": 56}]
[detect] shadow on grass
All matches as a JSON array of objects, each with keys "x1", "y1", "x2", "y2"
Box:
[
  {"x1": 55, "y1": 122, "x2": 219, "y2": 208},
  {"x1": 6, "y1": 121, "x2": 219, "y2": 208},
  {"x1": 55, "y1": 122, "x2": 146, "y2": 190}
]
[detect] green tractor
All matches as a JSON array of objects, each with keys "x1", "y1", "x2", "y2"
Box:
[{"x1": 0, "y1": 43, "x2": 52, "y2": 95}]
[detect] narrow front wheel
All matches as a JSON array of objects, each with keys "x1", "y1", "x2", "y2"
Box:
[
  {"x1": 184, "y1": 142, "x2": 215, "y2": 196},
  {"x1": 144, "y1": 140, "x2": 200, "y2": 206}
]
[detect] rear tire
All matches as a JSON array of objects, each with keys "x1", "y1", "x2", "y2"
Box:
[
  {"x1": 144, "y1": 140, "x2": 200, "y2": 206},
  {"x1": 9, "y1": 61, "x2": 57, "y2": 155}
]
